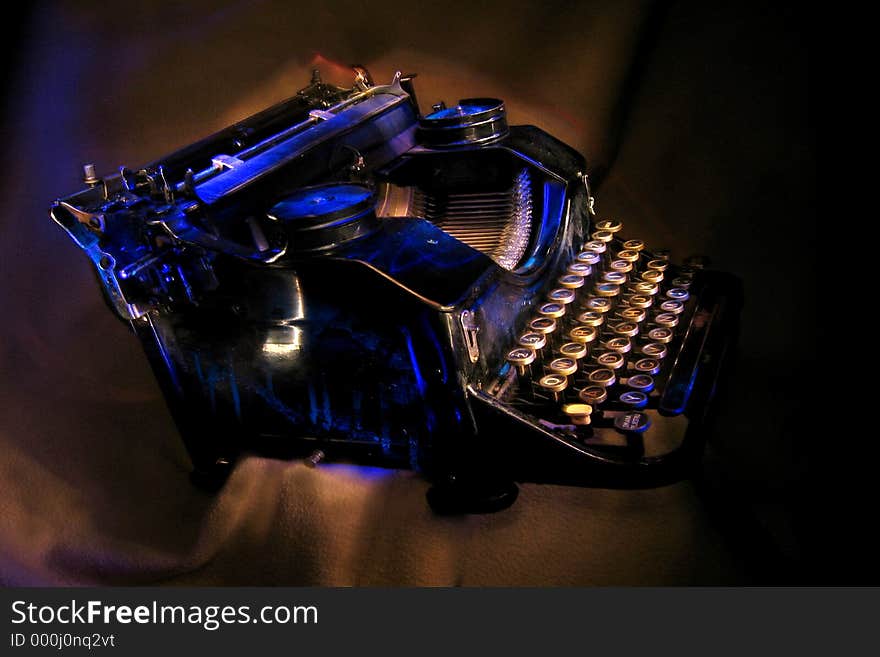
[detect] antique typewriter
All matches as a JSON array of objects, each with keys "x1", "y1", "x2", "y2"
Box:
[{"x1": 51, "y1": 67, "x2": 742, "y2": 513}]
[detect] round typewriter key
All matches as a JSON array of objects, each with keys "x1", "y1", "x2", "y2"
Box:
[
  {"x1": 634, "y1": 358, "x2": 662, "y2": 375},
  {"x1": 594, "y1": 283, "x2": 620, "y2": 298},
  {"x1": 576, "y1": 251, "x2": 601, "y2": 265},
  {"x1": 585, "y1": 297, "x2": 612, "y2": 313},
  {"x1": 616, "y1": 249, "x2": 640, "y2": 263},
  {"x1": 507, "y1": 347, "x2": 536, "y2": 376},
  {"x1": 562, "y1": 403, "x2": 594, "y2": 425},
  {"x1": 619, "y1": 307, "x2": 647, "y2": 323},
  {"x1": 595, "y1": 219, "x2": 622, "y2": 233},
  {"x1": 583, "y1": 240, "x2": 607, "y2": 254},
  {"x1": 569, "y1": 325, "x2": 598, "y2": 344},
  {"x1": 576, "y1": 310, "x2": 605, "y2": 327},
  {"x1": 548, "y1": 288, "x2": 576, "y2": 305},
  {"x1": 538, "y1": 374, "x2": 568, "y2": 401},
  {"x1": 622, "y1": 239, "x2": 645, "y2": 252},
  {"x1": 614, "y1": 411, "x2": 651, "y2": 433},
  {"x1": 560, "y1": 342, "x2": 588, "y2": 360},
  {"x1": 641, "y1": 270, "x2": 664, "y2": 285},
  {"x1": 647, "y1": 327, "x2": 674, "y2": 343},
  {"x1": 579, "y1": 386, "x2": 608, "y2": 405},
  {"x1": 646, "y1": 259, "x2": 668, "y2": 272},
  {"x1": 558, "y1": 273, "x2": 586, "y2": 290},
  {"x1": 549, "y1": 357, "x2": 578, "y2": 377},
  {"x1": 666, "y1": 287, "x2": 690, "y2": 301},
  {"x1": 627, "y1": 374, "x2": 655, "y2": 392},
  {"x1": 602, "y1": 271, "x2": 628, "y2": 285},
  {"x1": 596, "y1": 352, "x2": 625, "y2": 370},
  {"x1": 567, "y1": 262, "x2": 593, "y2": 277},
  {"x1": 653, "y1": 312, "x2": 680, "y2": 328},
  {"x1": 529, "y1": 317, "x2": 557, "y2": 335},
  {"x1": 605, "y1": 337, "x2": 633, "y2": 354},
  {"x1": 626, "y1": 294, "x2": 653, "y2": 309},
  {"x1": 642, "y1": 342, "x2": 668, "y2": 359},
  {"x1": 588, "y1": 368, "x2": 616, "y2": 387},
  {"x1": 612, "y1": 321, "x2": 639, "y2": 337},
  {"x1": 538, "y1": 302, "x2": 566, "y2": 319},
  {"x1": 631, "y1": 281, "x2": 659, "y2": 296},
  {"x1": 519, "y1": 332, "x2": 547, "y2": 351},
  {"x1": 610, "y1": 259, "x2": 633, "y2": 274},
  {"x1": 619, "y1": 390, "x2": 648, "y2": 409},
  {"x1": 660, "y1": 299, "x2": 685, "y2": 314},
  {"x1": 671, "y1": 277, "x2": 692, "y2": 289},
  {"x1": 591, "y1": 230, "x2": 614, "y2": 243}
]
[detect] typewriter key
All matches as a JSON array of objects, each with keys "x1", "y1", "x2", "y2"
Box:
[
  {"x1": 538, "y1": 374, "x2": 568, "y2": 401},
  {"x1": 623, "y1": 239, "x2": 645, "y2": 252},
  {"x1": 646, "y1": 259, "x2": 669, "y2": 272},
  {"x1": 594, "y1": 219, "x2": 622, "y2": 233},
  {"x1": 569, "y1": 325, "x2": 598, "y2": 344},
  {"x1": 560, "y1": 342, "x2": 588, "y2": 361},
  {"x1": 616, "y1": 249, "x2": 640, "y2": 263},
  {"x1": 538, "y1": 302, "x2": 566, "y2": 319},
  {"x1": 507, "y1": 347, "x2": 536, "y2": 377},
  {"x1": 583, "y1": 240, "x2": 607, "y2": 254},
  {"x1": 567, "y1": 262, "x2": 593, "y2": 277},
  {"x1": 653, "y1": 312, "x2": 680, "y2": 328},
  {"x1": 659, "y1": 299, "x2": 685, "y2": 314},
  {"x1": 558, "y1": 274, "x2": 586, "y2": 290},
  {"x1": 610, "y1": 259, "x2": 633, "y2": 274},
  {"x1": 630, "y1": 281, "x2": 659, "y2": 296},
  {"x1": 619, "y1": 391, "x2": 649, "y2": 409},
  {"x1": 618, "y1": 307, "x2": 647, "y2": 323},
  {"x1": 591, "y1": 230, "x2": 614, "y2": 243},
  {"x1": 576, "y1": 311, "x2": 605, "y2": 327},
  {"x1": 602, "y1": 271, "x2": 628, "y2": 286},
  {"x1": 614, "y1": 411, "x2": 651, "y2": 433},
  {"x1": 647, "y1": 327, "x2": 674, "y2": 343},
  {"x1": 626, "y1": 374, "x2": 655, "y2": 392},
  {"x1": 626, "y1": 294, "x2": 653, "y2": 309},
  {"x1": 641, "y1": 269, "x2": 664, "y2": 284},
  {"x1": 576, "y1": 251, "x2": 601, "y2": 266},
  {"x1": 671, "y1": 277, "x2": 693, "y2": 290},
  {"x1": 579, "y1": 386, "x2": 608, "y2": 405},
  {"x1": 562, "y1": 403, "x2": 593, "y2": 426},
  {"x1": 585, "y1": 297, "x2": 612, "y2": 313},
  {"x1": 634, "y1": 358, "x2": 662, "y2": 375},
  {"x1": 596, "y1": 352, "x2": 625, "y2": 370},
  {"x1": 548, "y1": 288, "x2": 576, "y2": 305},
  {"x1": 612, "y1": 321, "x2": 639, "y2": 337},
  {"x1": 588, "y1": 368, "x2": 616, "y2": 387},
  {"x1": 605, "y1": 337, "x2": 633, "y2": 354},
  {"x1": 594, "y1": 283, "x2": 620, "y2": 298},
  {"x1": 529, "y1": 317, "x2": 557, "y2": 335},
  {"x1": 549, "y1": 357, "x2": 578, "y2": 377},
  {"x1": 666, "y1": 287, "x2": 690, "y2": 301},
  {"x1": 518, "y1": 332, "x2": 547, "y2": 351},
  {"x1": 642, "y1": 342, "x2": 668, "y2": 359}
]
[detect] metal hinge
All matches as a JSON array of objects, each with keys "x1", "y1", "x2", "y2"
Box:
[{"x1": 460, "y1": 309, "x2": 480, "y2": 363}]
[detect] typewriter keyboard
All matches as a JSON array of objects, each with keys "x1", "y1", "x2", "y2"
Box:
[{"x1": 490, "y1": 219, "x2": 718, "y2": 460}]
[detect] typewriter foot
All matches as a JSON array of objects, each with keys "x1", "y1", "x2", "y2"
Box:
[
  {"x1": 189, "y1": 458, "x2": 234, "y2": 492},
  {"x1": 426, "y1": 475, "x2": 518, "y2": 515}
]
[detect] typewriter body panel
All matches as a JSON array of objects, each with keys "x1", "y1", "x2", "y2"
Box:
[{"x1": 51, "y1": 69, "x2": 741, "y2": 511}]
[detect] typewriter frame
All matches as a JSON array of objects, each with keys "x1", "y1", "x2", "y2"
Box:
[{"x1": 50, "y1": 69, "x2": 742, "y2": 513}]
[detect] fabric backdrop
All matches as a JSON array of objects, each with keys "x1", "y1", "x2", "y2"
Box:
[{"x1": 0, "y1": 0, "x2": 816, "y2": 585}]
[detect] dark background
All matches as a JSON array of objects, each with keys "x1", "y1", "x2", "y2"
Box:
[{"x1": 0, "y1": 1, "x2": 822, "y2": 584}]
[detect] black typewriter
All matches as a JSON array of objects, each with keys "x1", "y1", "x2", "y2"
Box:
[{"x1": 50, "y1": 67, "x2": 742, "y2": 513}]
